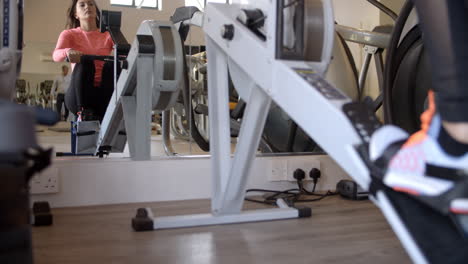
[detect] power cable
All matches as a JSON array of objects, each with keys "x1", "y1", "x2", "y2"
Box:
[{"x1": 245, "y1": 169, "x2": 337, "y2": 206}]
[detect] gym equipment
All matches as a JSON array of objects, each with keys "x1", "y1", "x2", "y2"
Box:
[
  {"x1": 62, "y1": 10, "x2": 184, "y2": 160},
  {"x1": 334, "y1": 0, "x2": 398, "y2": 112},
  {"x1": 132, "y1": 0, "x2": 337, "y2": 231},
  {"x1": 383, "y1": 1, "x2": 430, "y2": 133},
  {"x1": 0, "y1": 1, "x2": 57, "y2": 263},
  {"x1": 15, "y1": 79, "x2": 28, "y2": 104},
  {"x1": 56, "y1": 55, "x2": 122, "y2": 157},
  {"x1": 38, "y1": 80, "x2": 53, "y2": 109},
  {"x1": 336, "y1": 24, "x2": 392, "y2": 110},
  {"x1": 95, "y1": 16, "x2": 184, "y2": 160},
  {"x1": 132, "y1": 2, "x2": 468, "y2": 263},
  {"x1": 167, "y1": 6, "x2": 361, "y2": 154},
  {"x1": 31, "y1": 201, "x2": 53, "y2": 226}
]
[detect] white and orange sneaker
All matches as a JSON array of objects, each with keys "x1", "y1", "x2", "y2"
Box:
[{"x1": 370, "y1": 91, "x2": 468, "y2": 216}]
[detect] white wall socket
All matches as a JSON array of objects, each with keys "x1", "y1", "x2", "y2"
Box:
[
  {"x1": 270, "y1": 159, "x2": 288, "y2": 181},
  {"x1": 286, "y1": 159, "x2": 321, "y2": 182},
  {"x1": 30, "y1": 167, "x2": 60, "y2": 194},
  {"x1": 270, "y1": 158, "x2": 321, "y2": 182}
]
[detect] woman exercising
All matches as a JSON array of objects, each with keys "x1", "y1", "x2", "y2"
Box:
[{"x1": 53, "y1": 0, "x2": 114, "y2": 120}]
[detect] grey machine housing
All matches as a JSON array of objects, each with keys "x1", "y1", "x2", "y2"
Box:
[{"x1": 76, "y1": 19, "x2": 184, "y2": 160}]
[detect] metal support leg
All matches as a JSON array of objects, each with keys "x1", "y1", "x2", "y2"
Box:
[
  {"x1": 121, "y1": 55, "x2": 153, "y2": 161},
  {"x1": 206, "y1": 38, "x2": 232, "y2": 214},
  {"x1": 131, "y1": 37, "x2": 309, "y2": 232},
  {"x1": 219, "y1": 85, "x2": 271, "y2": 214}
]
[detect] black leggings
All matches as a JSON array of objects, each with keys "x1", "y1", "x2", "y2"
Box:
[
  {"x1": 65, "y1": 58, "x2": 116, "y2": 120},
  {"x1": 412, "y1": 0, "x2": 468, "y2": 122}
]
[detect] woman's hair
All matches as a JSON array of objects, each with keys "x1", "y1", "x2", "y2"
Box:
[{"x1": 65, "y1": 0, "x2": 100, "y2": 29}]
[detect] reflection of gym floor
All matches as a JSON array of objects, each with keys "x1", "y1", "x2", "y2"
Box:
[
  {"x1": 32, "y1": 196, "x2": 410, "y2": 264},
  {"x1": 37, "y1": 121, "x2": 211, "y2": 157}
]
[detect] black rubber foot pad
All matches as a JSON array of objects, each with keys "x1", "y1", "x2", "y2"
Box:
[
  {"x1": 32, "y1": 201, "x2": 53, "y2": 226},
  {"x1": 296, "y1": 206, "x2": 312, "y2": 218},
  {"x1": 33, "y1": 214, "x2": 53, "y2": 226},
  {"x1": 132, "y1": 208, "x2": 154, "y2": 232}
]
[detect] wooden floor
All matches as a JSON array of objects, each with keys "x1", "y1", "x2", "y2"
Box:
[{"x1": 32, "y1": 196, "x2": 411, "y2": 264}]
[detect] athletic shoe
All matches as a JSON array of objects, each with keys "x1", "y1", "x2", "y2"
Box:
[{"x1": 369, "y1": 91, "x2": 468, "y2": 215}]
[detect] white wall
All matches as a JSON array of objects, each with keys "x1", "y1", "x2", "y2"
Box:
[
  {"x1": 21, "y1": 42, "x2": 67, "y2": 74},
  {"x1": 22, "y1": 0, "x2": 203, "y2": 77},
  {"x1": 19, "y1": 42, "x2": 68, "y2": 92},
  {"x1": 21, "y1": 0, "x2": 206, "y2": 94},
  {"x1": 380, "y1": 0, "x2": 405, "y2": 25},
  {"x1": 32, "y1": 155, "x2": 350, "y2": 207},
  {"x1": 24, "y1": 0, "x2": 186, "y2": 44}
]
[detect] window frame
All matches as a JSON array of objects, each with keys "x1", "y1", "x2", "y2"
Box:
[
  {"x1": 110, "y1": 0, "x2": 159, "y2": 10},
  {"x1": 184, "y1": 0, "x2": 229, "y2": 10}
]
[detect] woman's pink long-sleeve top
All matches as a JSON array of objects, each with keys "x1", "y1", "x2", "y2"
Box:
[{"x1": 53, "y1": 27, "x2": 114, "y2": 87}]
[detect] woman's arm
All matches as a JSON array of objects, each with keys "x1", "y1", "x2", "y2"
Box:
[
  {"x1": 53, "y1": 30, "x2": 72, "y2": 62},
  {"x1": 53, "y1": 30, "x2": 83, "y2": 63}
]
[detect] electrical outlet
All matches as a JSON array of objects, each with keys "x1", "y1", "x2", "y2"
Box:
[
  {"x1": 30, "y1": 167, "x2": 59, "y2": 194},
  {"x1": 269, "y1": 158, "x2": 321, "y2": 182},
  {"x1": 269, "y1": 159, "x2": 288, "y2": 181},
  {"x1": 286, "y1": 159, "x2": 321, "y2": 182}
]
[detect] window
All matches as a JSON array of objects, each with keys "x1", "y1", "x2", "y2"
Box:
[
  {"x1": 111, "y1": 0, "x2": 158, "y2": 9},
  {"x1": 184, "y1": 0, "x2": 228, "y2": 10}
]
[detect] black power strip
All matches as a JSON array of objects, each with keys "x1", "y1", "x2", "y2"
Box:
[{"x1": 336, "y1": 180, "x2": 369, "y2": 200}]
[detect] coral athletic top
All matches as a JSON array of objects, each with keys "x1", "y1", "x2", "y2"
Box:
[{"x1": 53, "y1": 27, "x2": 114, "y2": 87}]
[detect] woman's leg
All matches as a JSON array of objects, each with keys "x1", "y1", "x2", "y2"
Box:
[
  {"x1": 94, "y1": 61, "x2": 117, "y2": 120},
  {"x1": 369, "y1": 0, "x2": 468, "y2": 215},
  {"x1": 56, "y1": 93, "x2": 64, "y2": 119},
  {"x1": 65, "y1": 81, "x2": 78, "y2": 115},
  {"x1": 412, "y1": 0, "x2": 468, "y2": 144},
  {"x1": 65, "y1": 58, "x2": 96, "y2": 116}
]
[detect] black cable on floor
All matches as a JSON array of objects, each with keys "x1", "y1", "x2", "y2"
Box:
[
  {"x1": 244, "y1": 177, "x2": 337, "y2": 206},
  {"x1": 245, "y1": 188, "x2": 301, "y2": 205}
]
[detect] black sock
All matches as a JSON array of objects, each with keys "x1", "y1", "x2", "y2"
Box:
[{"x1": 437, "y1": 125, "x2": 468, "y2": 157}]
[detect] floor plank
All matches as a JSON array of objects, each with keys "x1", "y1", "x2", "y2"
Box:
[{"x1": 32, "y1": 196, "x2": 410, "y2": 264}]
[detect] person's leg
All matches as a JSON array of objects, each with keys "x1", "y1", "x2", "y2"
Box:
[
  {"x1": 370, "y1": 0, "x2": 468, "y2": 216},
  {"x1": 67, "y1": 57, "x2": 98, "y2": 120},
  {"x1": 56, "y1": 93, "x2": 64, "y2": 120},
  {"x1": 79, "y1": 58, "x2": 97, "y2": 112},
  {"x1": 412, "y1": 0, "x2": 468, "y2": 145},
  {"x1": 64, "y1": 103, "x2": 69, "y2": 121},
  {"x1": 56, "y1": 94, "x2": 62, "y2": 116},
  {"x1": 94, "y1": 61, "x2": 116, "y2": 120},
  {"x1": 65, "y1": 83, "x2": 78, "y2": 115}
]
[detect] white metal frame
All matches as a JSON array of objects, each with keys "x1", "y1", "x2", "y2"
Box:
[
  {"x1": 148, "y1": 198, "x2": 300, "y2": 229},
  {"x1": 140, "y1": 2, "x2": 428, "y2": 263},
  {"x1": 138, "y1": 0, "x2": 334, "y2": 229},
  {"x1": 203, "y1": 3, "x2": 427, "y2": 263},
  {"x1": 95, "y1": 21, "x2": 184, "y2": 160},
  {"x1": 202, "y1": 1, "x2": 370, "y2": 194},
  {"x1": 136, "y1": 3, "x2": 331, "y2": 230}
]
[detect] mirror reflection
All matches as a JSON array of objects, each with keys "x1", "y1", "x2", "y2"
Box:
[{"x1": 21, "y1": 0, "x2": 330, "y2": 159}]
